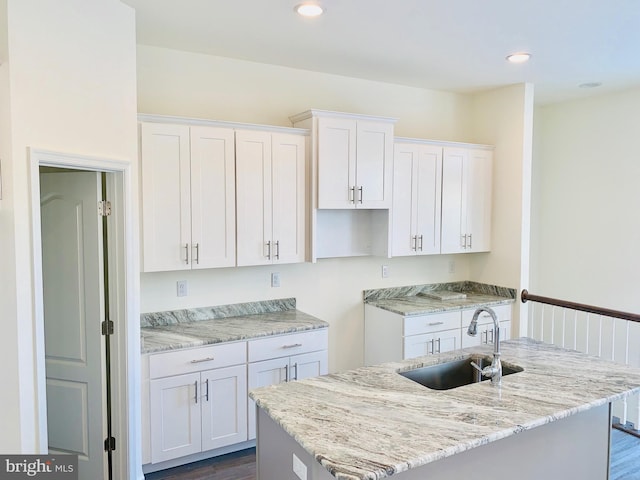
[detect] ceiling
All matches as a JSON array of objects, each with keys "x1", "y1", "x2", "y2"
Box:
[{"x1": 121, "y1": 0, "x2": 640, "y2": 104}]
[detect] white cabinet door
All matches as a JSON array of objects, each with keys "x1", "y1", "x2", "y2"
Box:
[
  {"x1": 403, "y1": 330, "x2": 462, "y2": 359},
  {"x1": 248, "y1": 357, "x2": 290, "y2": 440},
  {"x1": 356, "y1": 120, "x2": 393, "y2": 208},
  {"x1": 140, "y1": 123, "x2": 191, "y2": 272},
  {"x1": 189, "y1": 126, "x2": 236, "y2": 269},
  {"x1": 236, "y1": 131, "x2": 307, "y2": 266},
  {"x1": 272, "y1": 133, "x2": 306, "y2": 264},
  {"x1": 441, "y1": 147, "x2": 467, "y2": 254},
  {"x1": 150, "y1": 372, "x2": 201, "y2": 463},
  {"x1": 465, "y1": 149, "x2": 492, "y2": 252},
  {"x1": 236, "y1": 130, "x2": 273, "y2": 267},
  {"x1": 317, "y1": 116, "x2": 357, "y2": 209},
  {"x1": 201, "y1": 364, "x2": 248, "y2": 451},
  {"x1": 441, "y1": 147, "x2": 492, "y2": 254},
  {"x1": 414, "y1": 146, "x2": 442, "y2": 254},
  {"x1": 391, "y1": 143, "x2": 416, "y2": 256},
  {"x1": 392, "y1": 143, "x2": 442, "y2": 256},
  {"x1": 290, "y1": 350, "x2": 328, "y2": 381}
]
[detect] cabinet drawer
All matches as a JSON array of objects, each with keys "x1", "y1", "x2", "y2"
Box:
[
  {"x1": 149, "y1": 341, "x2": 247, "y2": 379},
  {"x1": 461, "y1": 303, "x2": 512, "y2": 326},
  {"x1": 248, "y1": 329, "x2": 328, "y2": 363},
  {"x1": 403, "y1": 311, "x2": 460, "y2": 336}
]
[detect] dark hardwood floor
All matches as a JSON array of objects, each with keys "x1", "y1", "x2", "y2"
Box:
[
  {"x1": 144, "y1": 449, "x2": 256, "y2": 480},
  {"x1": 145, "y1": 428, "x2": 640, "y2": 480}
]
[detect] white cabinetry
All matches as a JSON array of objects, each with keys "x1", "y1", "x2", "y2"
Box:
[
  {"x1": 290, "y1": 109, "x2": 396, "y2": 260},
  {"x1": 312, "y1": 115, "x2": 394, "y2": 209},
  {"x1": 247, "y1": 329, "x2": 328, "y2": 439},
  {"x1": 235, "y1": 130, "x2": 307, "y2": 266},
  {"x1": 140, "y1": 122, "x2": 236, "y2": 272},
  {"x1": 147, "y1": 342, "x2": 247, "y2": 464},
  {"x1": 364, "y1": 306, "x2": 462, "y2": 365},
  {"x1": 364, "y1": 303, "x2": 512, "y2": 365},
  {"x1": 441, "y1": 147, "x2": 493, "y2": 254},
  {"x1": 391, "y1": 141, "x2": 442, "y2": 256},
  {"x1": 460, "y1": 304, "x2": 512, "y2": 348}
]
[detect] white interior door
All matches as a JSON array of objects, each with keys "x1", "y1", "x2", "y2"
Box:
[{"x1": 40, "y1": 170, "x2": 106, "y2": 480}]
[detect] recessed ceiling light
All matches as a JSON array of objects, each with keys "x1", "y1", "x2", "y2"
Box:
[
  {"x1": 579, "y1": 82, "x2": 602, "y2": 89},
  {"x1": 506, "y1": 52, "x2": 532, "y2": 64},
  {"x1": 295, "y1": 3, "x2": 324, "y2": 17}
]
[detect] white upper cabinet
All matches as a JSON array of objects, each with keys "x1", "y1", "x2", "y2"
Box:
[
  {"x1": 141, "y1": 122, "x2": 237, "y2": 272},
  {"x1": 293, "y1": 110, "x2": 395, "y2": 210},
  {"x1": 441, "y1": 147, "x2": 493, "y2": 254},
  {"x1": 235, "y1": 130, "x2": 306, "y2": 266},
  {"x1": 391, "y1": 142, "x2": 442, "y2": 256}
]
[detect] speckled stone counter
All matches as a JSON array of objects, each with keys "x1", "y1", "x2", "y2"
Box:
[
  {"x1": 250, "y1": 338, "x2": 640, "y2": 480},
  {"x1": 364, "y1": 281, "x2": 516, "y2": 316},
  {"x1": 141, "y1": 298, "x2": 329, "y2": 354}
]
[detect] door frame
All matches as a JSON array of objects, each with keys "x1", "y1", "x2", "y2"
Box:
[{"x1": 29, "y1": 148, "x2": 142, "y2": 480}]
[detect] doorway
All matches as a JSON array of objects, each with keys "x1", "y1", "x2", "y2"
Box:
[
  {"x1": 30, "y1": 149, "x2": 140, "y2": 480},
  {"x1": 40, "y1": 168, "x2": 109, "y2": 479}
]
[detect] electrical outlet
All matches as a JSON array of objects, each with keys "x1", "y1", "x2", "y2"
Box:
[
  {"x1": 448, "y1": 259, "x2": 456, "y2": 274},
  {"x1": 292, "y1": 453, "x2": 307, "y2": 480},
  {"x1": 177, "y1": 280, "x2": 188, "y2": 297},
  {"x1": 381, "y1": 265, "x2": 389, "y2": 278},
  {"x1": 271, "y1": 272, "x2": 281, "y2": 288}
]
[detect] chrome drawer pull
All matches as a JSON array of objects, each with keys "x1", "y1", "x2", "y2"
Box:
[
  {"x1": 427, "y1": 321, "x2": 444, "y2": 327},
  {"x1": 281, "y1": 343, "x2": 303, "y2": 349},
  {"x1": 190, "y1": 357, "x2": 215, "y2": 364}
]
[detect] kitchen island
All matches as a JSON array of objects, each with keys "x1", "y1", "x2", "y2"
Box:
[{"x1": 250, "y1": 338, "x2": 640, "y2": 480}]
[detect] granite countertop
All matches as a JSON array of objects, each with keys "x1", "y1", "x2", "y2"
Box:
[
  {"x1": 364, "y1": 281, "x2": 516, "y2": 316},
  {"x1": 141, "y1": 298, "x2": 329, "y2": 354},
  {"x1": 250, "y1": 338, "x2": 640, "y2": 480}
]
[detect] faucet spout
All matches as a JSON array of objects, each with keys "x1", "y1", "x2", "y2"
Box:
[{"x1": 467, "y1": 306, "x2": 502, "y2": 385}]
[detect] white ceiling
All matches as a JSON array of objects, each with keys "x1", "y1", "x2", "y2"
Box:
[{"x1": 121, "y1": 0, "x2": 640, "y2": 104}]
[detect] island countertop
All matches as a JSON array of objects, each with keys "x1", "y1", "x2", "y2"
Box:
[
  {"x1": 141, "y1": 298, "x2": 328, "y2": 354},
  {"x1": 249, "y1": 338, "x2": 640, "y2": 480}
]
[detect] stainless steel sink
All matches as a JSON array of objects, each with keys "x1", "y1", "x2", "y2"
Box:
[{"x1": 399, "y1": 356, "x2": 523, "y2": 390}]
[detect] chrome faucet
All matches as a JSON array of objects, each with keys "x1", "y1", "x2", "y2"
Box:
[{"x1": 467, "y1": 306, "x2": 502, "y2": 386}]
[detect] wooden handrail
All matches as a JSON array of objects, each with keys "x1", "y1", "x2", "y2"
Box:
[{"x1": 521, "y1": 290, "x2": 640, "y2": 324}]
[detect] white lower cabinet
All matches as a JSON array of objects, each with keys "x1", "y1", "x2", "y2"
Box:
[
  {"x1": 147, "y1": 342, "x2": 247, "y2": 464},
  {"x1": 364, "y1": 303, "x2": 512, "y2": 365},
  {"x1": 247, "y1": 330, "x2": 328, "y2": 440},
  {"x1": 460, "y1": 304, "x2": 512, "y2": 348},
  {"x1": 142, "y1": 328, "x2": 329, "y2": 467}
]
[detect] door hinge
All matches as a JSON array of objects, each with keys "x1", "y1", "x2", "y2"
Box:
[
  {"x1": 98, "y1": 200, "x2": 112, "y2": 217},
  {"x1": 104, "y1": 436, "x2": 116, "y2": 452},
  {"x1": 101, "y1": 320, "x2": 114, "y2": 336}
]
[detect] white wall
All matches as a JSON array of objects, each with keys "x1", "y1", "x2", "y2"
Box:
[
  {"x1": 531, "y1": 88, "x2": 640, "y2": 313},
  {"x1": 0, "y1": 0, "x2": 138, "y2": 457},
  {"x1": 467, "y1": 83, "x2": 535, "y2": 336},
  {"x1": 137, "y1": 46, "x2": 530, "y2": 372}
]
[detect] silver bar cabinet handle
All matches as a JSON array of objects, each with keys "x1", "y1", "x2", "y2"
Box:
[
  {"x1": 412, "y1": 235, "x2": 417, "y2": 251},
  {"x1": 282, "y1": 343, "x2": 303, "y2": 349},
  {"x1": 461, "y1": 234, "x2": 467, "y2": 249},
  {"x1": 205, "y1": 378, "x2": 209, "y2": 402},
  {"x1": 284, "y1": 364, "x2": 289, "y2": 382},
  {"x1": 194, "y1": 243, "x2": 199, "y2": 264},
  {"x1": 184, "y1": 243, "x2": 189, "y2": 264},
  {"x1": 358, "y1": 186, "x2": 363, "y2": 203},
  {"x1": 194, "y1": 380, "x2": 198, "y2": 404},
  {"x1": 190, "y1": 356, "x2": 215, "y2": 364},
  {"x1": 468, "y1": 233, "x2": 473, "y2": 249},
  {"x1": 275, "y1": 240, "x2": 280, "y2": 260},
  {"x1": 419, "y1": 235, "x2": 424, "y2": 251},
  {"x1": 292, "y1": 363, "x2": 298, "y2": 381},
  {"x1": 349, "y1": 186, "x2": 355, "y2": 203},
  {"x1": 266, "y1": 241, "x2": 271, "y2": 259},
  {"x1": 436, "y1": 338, "x2": 441, "y2": 353}
]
